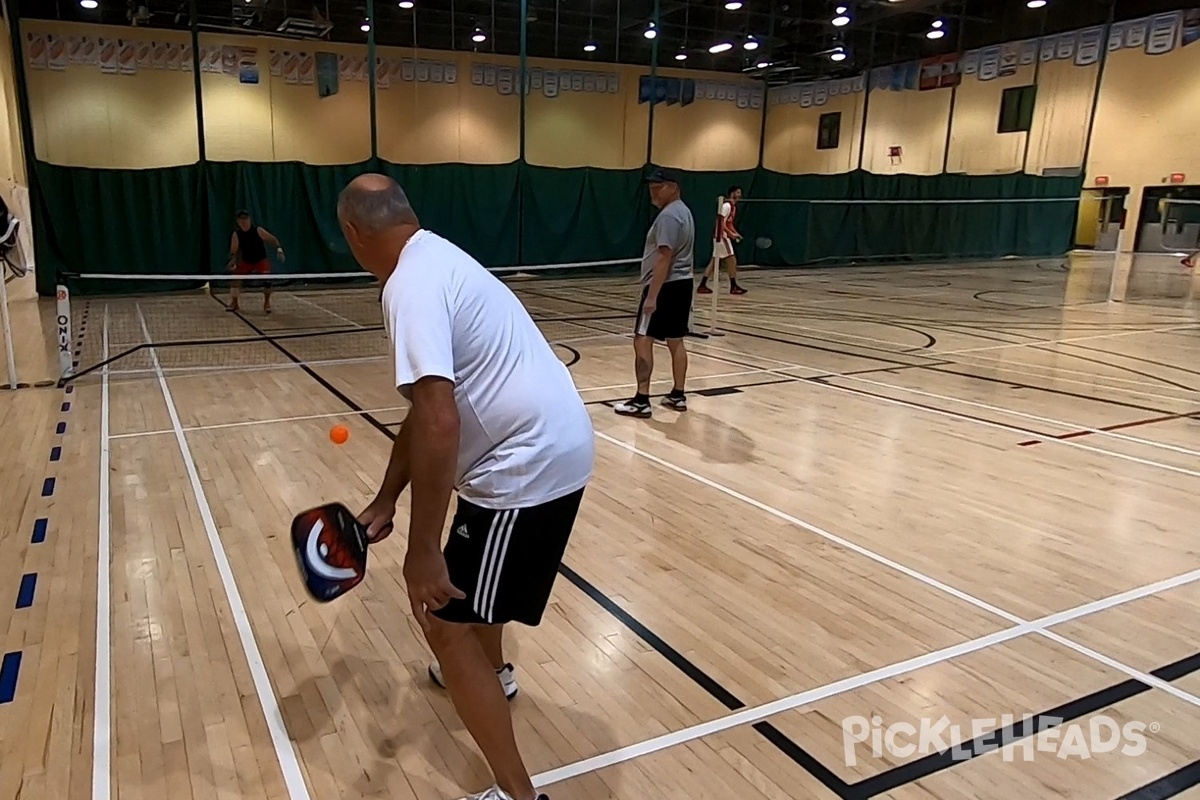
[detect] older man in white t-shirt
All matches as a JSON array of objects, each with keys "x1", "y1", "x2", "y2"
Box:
[{"x1": 338, "y1": 173, "x2": 594, "y2": 800}]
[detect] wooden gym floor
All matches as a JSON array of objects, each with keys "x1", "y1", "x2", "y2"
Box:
[{"x1": 3, "y1": 253, "x2": 1200, "y2": 800}]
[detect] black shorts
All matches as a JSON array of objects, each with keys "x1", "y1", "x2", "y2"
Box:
[
  {"x1": 433, "y1": 487, "x2": 585, "y2": 626},
  {"x1": 635, "y1": 278, "x2": 693, "y2": 341}
]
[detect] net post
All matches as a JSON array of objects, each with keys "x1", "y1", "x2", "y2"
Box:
[
  {"x1": 56, "y1": 279, "x2": 73, "y2": 380},
  {"x1": 707, "y1": 194, "x2": 725, "y2": 336},
  {"x1": 0, "y1": 265, "x2": 16, "y2": 389}
]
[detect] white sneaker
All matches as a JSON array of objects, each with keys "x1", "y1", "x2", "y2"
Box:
[
  {"x1": 429, "y1": 661, "x2": 519, "y2": 700},
  {"x1": 464, "y1": 787, "x2": 548, "y2": 800}
]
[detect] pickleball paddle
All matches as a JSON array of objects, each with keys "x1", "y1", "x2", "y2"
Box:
[{"x1": 290, "y1": 502, "x2": 392, "y2": 602}]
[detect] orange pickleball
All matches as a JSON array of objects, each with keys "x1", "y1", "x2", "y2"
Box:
[{"x1": 330, "y1": 424, "x2": 350, "y2": 445}]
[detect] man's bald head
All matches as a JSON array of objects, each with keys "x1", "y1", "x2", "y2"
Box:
[{"x1": 338, "y1": 173, "x2": 419, "y2": 233}]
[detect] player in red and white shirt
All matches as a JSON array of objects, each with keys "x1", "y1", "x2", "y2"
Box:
[{"x1": 698, "y1": 185, "x2": 747, "y2": 295}]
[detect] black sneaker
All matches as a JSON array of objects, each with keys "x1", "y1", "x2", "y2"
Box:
[
  {"x1": 661, "y1": 392, "x2": 687, "y2": 411},
  {"x1": 614, "y1": 397, "x2": 652, "y2": 418}
]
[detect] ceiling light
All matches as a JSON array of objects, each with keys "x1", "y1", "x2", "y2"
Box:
[
  {"x1": 360, "y1": 21, "x2": 370, "y2": 31},
  {"x1": 724, "y1": 0, "x2": 743, "y2": 9},
  {"x1": 79, "y1": 0, "x2": 98, "y2": 7},
  {"x1": 643, "y1": 22, "x2": 657, "y2": 39},
  {"x1": 675, "y1": 49, "x2": 688, "y2": 61},
  {"x1": 830, "y1": 46, "x2": 847, "y2": 61},
  {"x1": 709, "y1": 41, "x2": 734, "y2": 54},
  {"x1": 583, "y1": 41, "x2": 597, "y2": 52},
  {"x1": 832, "y1": 5, "x2": 850, "y2": 26},
  {"x1": 743, "y1": 35, "x2": 759, "y2": 51},
  {"x1": 755, "y1": 58, "x2": 771, "y2": 69},
  {"x1": 472, "y1": 27, "x2": 487, "y2": 43},
  {"x1": 926, "y1": 28, "x2": 945, "y2": 39},
  {"x1": 1026, "y1": 0, "x2": 1047, "y2": 7},
  {"x1": 932, "y1": 19, "x2": 943, "y2": 28},
  {"x1": 398, "y1": 0, "x2": 414, "y2": 7}
]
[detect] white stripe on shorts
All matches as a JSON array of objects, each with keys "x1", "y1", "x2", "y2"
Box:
[
  {"x1": 475, "y1": 509, "x2": 519, "y2": 623},
  {"x1": 473, "y1": 511, "x2": 509, "y2": 619},
  {"x1": 484, "y1": 510, "x2": 519, "y2": 622},
  {"x1": 635, "y1": 292, "x2": 651, "y2": 337}
]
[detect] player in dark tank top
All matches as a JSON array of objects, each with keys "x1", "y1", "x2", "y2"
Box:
[{"x1": 227, "y1": 210, "x2": 286, "y2": 314}]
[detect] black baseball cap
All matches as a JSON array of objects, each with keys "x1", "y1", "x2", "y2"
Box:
[{"x1": 643, "y1": 167, "x2": 681, "y2": 184}]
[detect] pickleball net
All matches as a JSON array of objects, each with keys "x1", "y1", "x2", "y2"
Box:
[{"x1": 61, "y1": 258, "x2": 676, "y2": 381}]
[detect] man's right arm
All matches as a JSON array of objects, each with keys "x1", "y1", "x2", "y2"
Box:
[
  {"x1": 375, "y1": 417, "x2": 413, "y2": 505},
  {"x1": 227, "y1": 233, "x2": 239, "y2": 270}
]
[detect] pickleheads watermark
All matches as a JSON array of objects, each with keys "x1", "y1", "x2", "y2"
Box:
[{"x1": 842, "y1": 714, "x2": 1159, "y2": 766}]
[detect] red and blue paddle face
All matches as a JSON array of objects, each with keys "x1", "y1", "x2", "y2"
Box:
[{"x1": 291, "y1": 502, "x2": 369, "y2": 602}]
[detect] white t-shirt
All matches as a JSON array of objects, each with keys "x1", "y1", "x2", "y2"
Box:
[{"x1": 381, "y1": 229, "x2": 595, "y2": 509}]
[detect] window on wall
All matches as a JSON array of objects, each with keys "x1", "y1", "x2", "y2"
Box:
[
  {"x1": 998, "y1": 85, "x2": 1037, "y2": 133},
  {"x1": 817, "y1": 112, "x2": 842, "y2": 150}
]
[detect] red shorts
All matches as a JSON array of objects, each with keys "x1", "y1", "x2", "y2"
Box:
[{"x1": 234, "y1": 260, "x2": 270, "y2": 276}]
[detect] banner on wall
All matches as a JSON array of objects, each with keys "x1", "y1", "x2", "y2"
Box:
[
  {"x1": 979, "y1": 46, "x2": 1001, "y2": 80},
  {"x1": 1146, "y1": 12, "x2": 1182, "y2": 55},
  {"x1": 999, "y1": 43, "x2": 1020, "y2": 76},
  {"x1": 1184, "y1": 10, "x2": 1200, "y2": 47},
  {"x1": 46, "y1": 34, "x2": 68, "y2": 71},
  {"x1": 315, "y1": 51, "x2": 337, "y2": 96},
  {"x1": 238, "y1": 47, "x2": 258, "y2": 84},
  {"x1": 1075, "y1": 27, "x2": 1104, "y2": 66},
  {"x1": 135, "y1": 40, "x2": 153, "y2": 70},
  {"x1": 919, "y1": 53, "x2": 960, "y2": 90},
  {"x1": 1019, "y1": 40, "x2": 1038, "y2": 66},
  {"x1": 960, "y1": 50, "x2": 980, "y2": 75},
  {"x1": 26, "y1": 33, "x2": 47, "y2": 70},
  {"x1": 153, "y1": 41, "x2": 169, "y2": 70},
  {"x1": 118, "y1": 40, "x2": 136, "y2": 74},
  {"x1": 1039, "y1": 37, "x2": 1056, "y2": 62},
  {"x1": 1055, "y1": 32, "x2": 1077, "y2": 61},
  {"x1": 299, "y1": 53, "x2": 315, "y2": 84},
  {"x1": 1125, "y1": 20, "x2": 1148, "y2": 49},
  {"x1": 1109, "y1": 22, "x2": 1126, "y2": 51}
]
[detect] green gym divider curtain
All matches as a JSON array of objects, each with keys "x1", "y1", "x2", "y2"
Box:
[
  {"x1": 34, "y1": 160, "x2": 1082, "y2": 298},
  {"x1": 518, "y1": 165, "x2": 651, "y2": 267},
  {"x1": 34, "y1": 161, "x2": 205, "y2": 296},
  {"x1": 739, "y1": 171, "x2": 1084, "y2": 268}
]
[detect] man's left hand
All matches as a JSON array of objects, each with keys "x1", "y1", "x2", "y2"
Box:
[{"x1": 403, "y1": 547, "x2": 465, "y2": 631}]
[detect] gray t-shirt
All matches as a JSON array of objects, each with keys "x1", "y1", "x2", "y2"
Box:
[{"x1": 640, "y1": 198, "x2": 695, "y2": 285}]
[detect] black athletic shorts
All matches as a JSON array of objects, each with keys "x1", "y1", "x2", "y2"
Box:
[
  {"x1": 433, "y1": 487, "x2": 586, "y2": 626},
  {"x1": 635, "y1": 278, "x2": 693, "y2": 341}
]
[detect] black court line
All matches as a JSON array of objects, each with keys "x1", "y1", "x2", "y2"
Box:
[
  {"x1": 721, "y1": 323, "x2": 1171, "y2": 415},
  {"x1": 1117, "y1": 760, "x2": 1200, "y2": 799},
  {"x1": 216, "y1": 295, "x2": 853, "y2": 799},
  {"x1": 849, "y1": 651, "x2": 1200, "y2": 798}
]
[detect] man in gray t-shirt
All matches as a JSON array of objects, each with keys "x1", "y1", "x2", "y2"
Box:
[{"x1": 615, "y1": 167, "x2": 695, "y2": 419}]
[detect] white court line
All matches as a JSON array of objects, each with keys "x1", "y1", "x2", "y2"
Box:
[
  {"x1": 807, "y1": 372, "x2": 1200, "y2": 479},
  {"x1": 135, "y1": 305, "x2": 312, "y2": 800},
  {"x1": 110, "y1": 404, "x2": 409, "y2": 440},
  {"x1": 684, "y1": 336, "x2": 1200, "y2": 467},
  {"x1": 707, "y1": 315, "x2": 1200, "y2": 408},
  {"x1": 839, "y1": 373, "x2": 1200, "y2": 459},
  {"x1": 522, "y1": 432, "x2": 1200, "y2": 790},
  {"x1": 92, "y1": 305, "x2": 112, "y2": 800},
  {"x1": 285, "y1": 292, "x2": 364, "y2": 328},
  {"x1": 945, "y1": 349, "x2": 1200, "y2": 405},
  {"x1": 931, "y1": 324, "x2": 1200, "y2": 356},
  {"x1": 576, "y1": 365, "x2": 781, "y2": 395}
]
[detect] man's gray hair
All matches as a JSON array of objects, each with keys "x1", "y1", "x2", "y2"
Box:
[{"x1": 337, "y1": 173, "x2": 419, "y2": 232}]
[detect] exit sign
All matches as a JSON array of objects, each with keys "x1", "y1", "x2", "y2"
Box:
[
  {"x1": 1095, "y1": 175, "x2": 1110, "y2": 186},
  {"x1": 1171, "y1": 173, "x2": 1186, "y2": 183}
]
